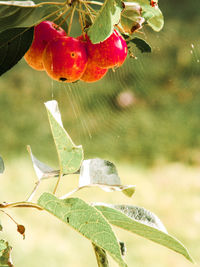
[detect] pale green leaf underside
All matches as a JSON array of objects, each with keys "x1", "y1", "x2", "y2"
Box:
[
  {"x1": 38, "y1": 193, "x2": 127, "y2": 267},
  {"x1": 45, "y1": 100, "x2": 83, "y2": 174},
  {"x1": 27, "y1": 145, "x2": 59, "y2": 180},
  {"x1": 95, "y1": 205, "x2": 193, "y2": 263},
  {"x1": 88, "y1": 0, "x2": 123, "y2": 43},
  {"x1": 79, "y1": 158, "x2": 135, "y2": 197}
]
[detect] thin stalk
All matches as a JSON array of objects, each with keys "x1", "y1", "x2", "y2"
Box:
[
  {"x1": 0, "y1": 201, "x2": 42, "y2": 210},
  {"x1": 53, "y1": 6, "x2": 71, "y2": 24},
  {"x1": 78, "y1": 3, "x2": 85, "y2": 35},
  {"x1": 53, "y1": 171, "x2": 63, "y2": 195},
  {"x1": 34, "y1": 1, "x2": 66, "y2": 7},
  {"x1": 67, "y1": 3, "x2": 77, "y2": 36},
  {"x1": 0, "y1": 210, "x2": 18, "y2": 225},
  {"x1": 26, "y1": 181, "x2": 40, "y2": 202},
  {"x1": 83, "y1": 2, "x2": 95, "y2": 23},
  {"x1": 81, "y1": 0, "x2": 103, "y2": 6}
]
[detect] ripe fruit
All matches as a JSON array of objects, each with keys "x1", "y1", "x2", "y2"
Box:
[
  {"x1": 77, "y1": 35, "x2": 108, "y2": 83},
  {"x1": 24, "y1": 21, "x2": 66, "y2": 71},
  {"x1": 42, "y1": 36, "x2": 88, "y2": 82},
  {"x1": 80, "y1": 59, "x2": 108, "y2": 83},
  {"x1": 86, "y1": 30, "x2": 128, "y2": 68}
]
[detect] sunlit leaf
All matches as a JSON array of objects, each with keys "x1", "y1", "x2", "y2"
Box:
[
  {"x1": 0, "y1": 27, "x2": 33, "y2": 76},
  {"x1": 38, "y1": 193, "x2": 127, "y2": 267},
  {"x1": 88, "y1": 0, "x2": 123, "y2": 43},
  {"x1": 27, "y1": 145, "x2": 59, "y2": 180},
  {"x1": 79, "y1": 158, "x2": 135, "y2": 197},
  {"x1": 0, "y1": 240, "x2": 13, "y2": 267},
  {"x1": 0, "y1": 155, "x2": 4, "y2": 174},
  {"x1": 45, "y1": 100, "x2": 83, "y2": 174},
  {"x1": 95, "y1": 204, "x2": 194, "y2": 263}
]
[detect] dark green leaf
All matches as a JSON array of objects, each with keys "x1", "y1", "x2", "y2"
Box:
[
  {"x1": 128, "y1": 37, "x2": 151, "y2": 53},
  {"x1": 95, "y1": 204, "x2": 194, "y2": 263},
  {"x1": 0, "y1": 240, "x2": 13, "y2": 267},
  {"x1": 0, "y1": 1, "x2": 67, "y2": 33},
  {"x1": 79, "y1": 158, "x2": 135, "y2": 197},
  {"x1": 38, "y1": 193, "x2": 127, "y2": 267},
  {"x1": 0, "y1": 27, "x2": 34, "y2": 76},
  {"x1": 0, "y1": 155, "x2": 4, "y2": 174},
  {"x1": 45, "y1": 100, "x2": 83, "y2": 174},
  {"x1": 88, "y1": 0, "x2": 123, "y2": 43}
]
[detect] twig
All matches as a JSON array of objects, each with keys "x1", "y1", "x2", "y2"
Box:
[{"x1": 68, "y1": 2, "x2": 77, "y2": 36}]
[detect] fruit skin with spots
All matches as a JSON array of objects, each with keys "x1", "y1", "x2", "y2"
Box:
[
  {"x1": 77, "y1": 35, "x2": 108, "y2": 83},
  {"x1": 24, "y1": 21, "x2": 66, "y2": 71},
  {"x1": 42, "y1": 36, "x2": 88, "y2": 83},
  {"x1": 86, "y1": 30, "x2": 128, "y2": 68},
  {"x1": 80, "y1": 58, "x2": 108, "y2": 82}
]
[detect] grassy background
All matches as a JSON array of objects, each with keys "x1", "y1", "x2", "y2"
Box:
[{"x1": 1, "y1": 160, "x2": 200, "y2": 267}]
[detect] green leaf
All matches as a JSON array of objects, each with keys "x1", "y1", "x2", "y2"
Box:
[
  {"x1": 38, "y1": 193, "x2": 127, "y2": 267},
  {"x1": 79, "y1": 158, "x2": 135, "y2": 197},
  {"x1": 95, "y1": 204, "x2": 194, "y2": 263},
  {"x1": 0, "y1": 155, "x2": 4, "y2": 174},
  {"x1": 92, "y1": 243, "x2": 109, "y2": 267},
  {"x1": 88, "y1": 0, "x2": 123, "y2": 43},
  {"x1": 0, "y1": 27, "x2": 34, "y2": 76},
  {"x1": 128, "y1": 37, "x2": 151, "y2": 53},
  {"x1": 0, "y1": 1, "x2": 67, "y2": 33},
  {"x1": 125, "y1": 0, "x2": 164, "y2": 32},
  {"x1": 45, "y1": 100, "x2": 83, "y2": 174},
  {"x1": 0, "y1": 240, "x2": 13, "y2": 267},
  {"x1": 0, "y1": 221, "x2": 2, "y2": 231}
]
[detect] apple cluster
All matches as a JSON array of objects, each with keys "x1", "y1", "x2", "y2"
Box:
[{"x1": 24, "y1": 21, "x2": 128, "y2": 83}]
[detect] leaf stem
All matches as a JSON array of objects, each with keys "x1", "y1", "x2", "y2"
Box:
[
  {"x1": 26, "y1": 181, "x2": 41, "y2": 202},
  {"x1": 0, "y1": 201, "x2": 42, "y2": 210},
  {"x1": 78, "y1": 3, "x2": 85, "y2": 35},
  {"x1": 81, "y1": 0, "x2": 103, "y2": 6},
  {"x1": 53, "y1": 171, "x2": 63, "y2": 195},
  {"x1": 34, "y1": 1, "x2": 67, "y2": 8},
  {"x1": 67, "y1": 2, "x2": 77, "y2": 36}
]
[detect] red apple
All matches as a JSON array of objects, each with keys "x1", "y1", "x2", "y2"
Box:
[
  {"x1": 77, "y1": 35, "x2": 108, "y2": 83},
  {"x1": 86, "y1": 30, "x2": 128, "y2": 68},
  {"x1": 42, "y1": 36, "x2": 88, "y2": 82},
  {"x1": 24, "y1": 21, "x2": 66, "y2": 71}
]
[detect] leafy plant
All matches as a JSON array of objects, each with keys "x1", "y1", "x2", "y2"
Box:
[
  {"x1": 0, "y1": 0, "x2": 194, "y2": 266},
  {"x1": 0, "y1": 100, "x2": 193, "y2": 266}
]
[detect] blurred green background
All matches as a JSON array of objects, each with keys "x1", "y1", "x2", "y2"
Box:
[
  {"x1": 0, "y1": 0, "x2": 200, "y2": 266},
  {"x1": 0, "y1": 0, "x2": 199, "y2": 166}
]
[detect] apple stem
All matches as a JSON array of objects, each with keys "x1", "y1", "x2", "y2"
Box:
[
  {"x1": 68, "y1": 2, "x2": 77, "y2": 36},
  {"x1": 78, "y1": 3, "x2": 85, "y2": 36}
]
